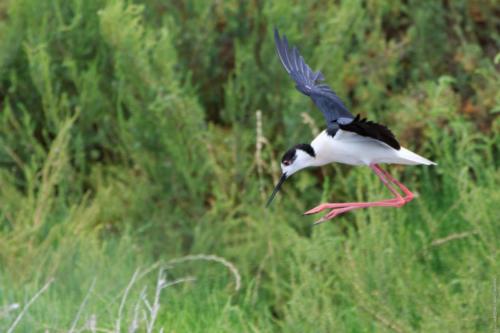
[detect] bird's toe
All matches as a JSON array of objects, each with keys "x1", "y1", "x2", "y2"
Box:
[{"x1": 304, "y1": 208, "x2": 320, "y2": 215}]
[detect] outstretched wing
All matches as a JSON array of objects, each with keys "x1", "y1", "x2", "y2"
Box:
[{"x1": 274, "y1": 29, "x2": 354, "y2": 130}]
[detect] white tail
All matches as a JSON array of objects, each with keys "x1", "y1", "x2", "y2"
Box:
[{"x1": 397, "y1": 147, "x2": 436, "y2": 165}]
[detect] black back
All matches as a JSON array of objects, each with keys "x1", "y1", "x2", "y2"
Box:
[{"x1": 338, "y1": 115, "x2": 401, "y2": 150}]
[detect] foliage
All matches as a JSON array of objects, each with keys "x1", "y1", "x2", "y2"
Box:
[{"x1": 0, "y1": 0, "x2": 498, "y2": 331}]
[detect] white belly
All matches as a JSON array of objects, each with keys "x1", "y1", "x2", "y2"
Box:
[{"x1": 311, "y1": 130, "x2": 435, "y2": 166}]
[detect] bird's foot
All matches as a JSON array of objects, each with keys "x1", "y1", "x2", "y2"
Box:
[
  {"x1": 313, "y1": 206, "x2": 356, "y2": 224},
  {"x1": 304, "y1": 202, "x2": 356, "y2": 215}
]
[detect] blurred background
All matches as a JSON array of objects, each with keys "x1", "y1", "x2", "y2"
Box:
[{"x1": 0, "y1": 0, "x2": 498, "y2": 331}]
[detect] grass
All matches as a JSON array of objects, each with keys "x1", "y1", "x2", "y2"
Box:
[{"x1": 0, "y1": 0, "x2": 499, "y2": 331}]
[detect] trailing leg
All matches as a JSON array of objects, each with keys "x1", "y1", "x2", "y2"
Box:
[{"x1": 306, "y1": 164, "x2": 413, "y2": 224}]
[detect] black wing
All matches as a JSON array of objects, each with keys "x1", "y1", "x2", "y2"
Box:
[
  {"x1": 339, "y1": 115, "x2": 401, "y2": 150},
  {"x1": 274, "y1": 29, "x2": 354, "y2": 130}
]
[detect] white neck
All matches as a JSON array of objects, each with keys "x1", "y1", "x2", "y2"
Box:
[{"x1": 310, "y1": 130, "x2": 335, "y2": 167}]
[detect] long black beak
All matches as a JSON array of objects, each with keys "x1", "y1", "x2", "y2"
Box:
[{"x1": 266, "y1": 173, "x2": 287, "y2": 207}]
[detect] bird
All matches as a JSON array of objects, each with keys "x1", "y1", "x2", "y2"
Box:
[{"x1": 266, "y1": 29, "x2": 436, "y2": 224}]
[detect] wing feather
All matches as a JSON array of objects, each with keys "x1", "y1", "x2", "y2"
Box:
[
  {"x1": 339, "y1": 115, "x2": 401, "y2": 150},
  {"x1": 274, "y1": 28, "x2": 354, "y2": 129}
]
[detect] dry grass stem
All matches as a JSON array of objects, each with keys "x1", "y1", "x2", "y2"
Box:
[
  {"x1": 255, "y1": 110, "x2": 265, "y2": 201},
  {"x1": 255, "y1": 110, "x2": 280, "y2": 188},
  {"x1": 69, "y1": 277, "x2": 96, "y2": 333},
  {"x1": 301, "y1": 112, "x2": 320, "y2": 136},
  {"x1": 144, "y1": 269, "x2": 195, "y2": 333},
  {"x1": 86, "y1": 314, "x2": 97, "y2": 333},
  {"x1": 116, "y1": 268, "x2": 141, "y2": 333},
  {"x1": 430, "y1": 231, "x2": 477, "y2": 247},
  {"x1": 128, "y1": 287, "x2": 147, "y2": 333},
  {"x1": 358, "y1": 304, "x2": 408, "y2": 333},
  {"x1": 7, "y1": 278, "x2": 54, "y2": 333},
  {"x1": 168, "y1": 254, "x2": 241, "y2": 291},
  {"x1": 144, "y1": 269, "x2": 165, "y2": 333}
]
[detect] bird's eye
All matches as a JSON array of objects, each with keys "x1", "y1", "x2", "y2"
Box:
[{"x1": 283, "y1": 160, "x2": 291, "y2": 166}]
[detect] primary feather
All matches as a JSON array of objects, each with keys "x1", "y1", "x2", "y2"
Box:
[{"x1": 274, "y1": 29, "x2": 354, "y2": 130}]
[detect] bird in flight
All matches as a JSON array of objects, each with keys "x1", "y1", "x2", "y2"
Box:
[{"x1": 267, "y1": 29, "x2": 436, "y2": 224}]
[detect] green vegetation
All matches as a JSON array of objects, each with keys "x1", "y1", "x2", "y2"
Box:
[{"x1": 0, "y1": 0, "x2": 498, "y2": 331}]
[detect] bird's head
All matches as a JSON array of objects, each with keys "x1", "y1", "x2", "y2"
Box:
[{"x1": 266, "y1": 143, "x2": 316, "y2": 207}]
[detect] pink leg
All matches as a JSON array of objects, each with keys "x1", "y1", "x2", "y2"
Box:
[
  {"x1": 305, "y1": 164, "x2": 415, "y2": 224},
  {"x1": 377, "y1": 166, "x2": 414, "y2": 203},
  {"x1": 304, "y1": 164, "x2": 403, "y2": 215}
]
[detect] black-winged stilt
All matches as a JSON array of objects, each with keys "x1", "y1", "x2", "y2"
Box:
[{"x1": 267, "y1": 29, "x2": 436, "y2": 224}]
